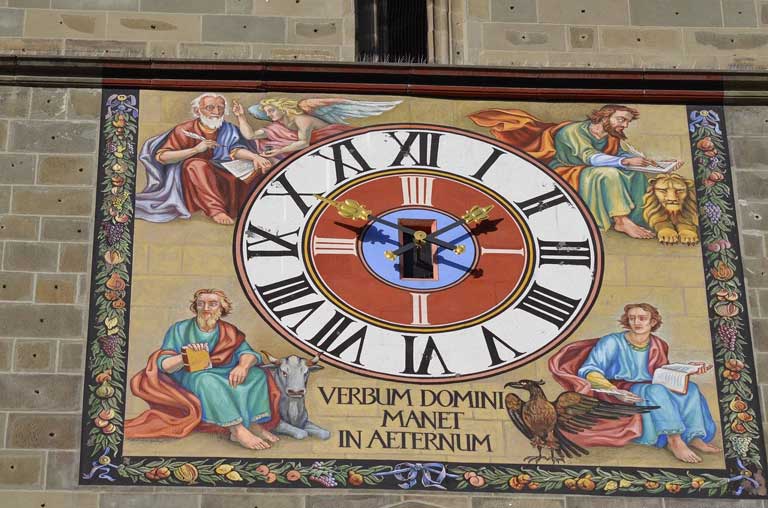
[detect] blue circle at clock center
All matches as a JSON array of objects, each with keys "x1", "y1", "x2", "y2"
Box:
[{"x1": 360, "y1": 208, "x2": 477, "y2": 291}]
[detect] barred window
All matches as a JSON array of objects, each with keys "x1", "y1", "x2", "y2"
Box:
[{"x1": 356, "y1": 0, "x2": 429, "y2": 63}]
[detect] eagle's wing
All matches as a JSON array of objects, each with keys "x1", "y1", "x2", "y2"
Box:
[
  {"x1": 504, "y1": 392, "x2": 533, "y2": 440},
  {"x1": 298, "y1": 98, "x2": 401, "y2": 124},
  {"x1": 554, "y1": 391, "x2": 657, "y2": 435},
  {"x1": 552, "y1": 391, "x2": 657, "y2": 459}
]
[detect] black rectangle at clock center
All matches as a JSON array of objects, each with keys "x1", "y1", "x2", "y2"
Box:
[{"x1": 399, "y1": 219, "x2": 437, "y2": 280}]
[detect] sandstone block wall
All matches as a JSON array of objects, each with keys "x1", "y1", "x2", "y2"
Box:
[{"x1": 0, "y1": 0, "x2": 355, "y2": 61}]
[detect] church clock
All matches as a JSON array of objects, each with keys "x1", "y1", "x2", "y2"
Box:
[{"x1": 234, "y1": 125, "x2": 603, "y2": 383}]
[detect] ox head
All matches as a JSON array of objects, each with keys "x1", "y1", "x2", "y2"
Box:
[{"x1": 261, "y1": 351, "x2": 323, "y2": 398}]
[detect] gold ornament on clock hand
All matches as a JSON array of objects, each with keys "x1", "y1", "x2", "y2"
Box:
[{"x1": 313, "y1": 194, "x2": 371, "y2": 221}]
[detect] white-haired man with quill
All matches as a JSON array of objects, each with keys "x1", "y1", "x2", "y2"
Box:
[{"x1": 136, "y1": 93, "x2": 272, "y2": 225}]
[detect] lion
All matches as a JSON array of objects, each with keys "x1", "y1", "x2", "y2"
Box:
[{"x1": 642, "y1": 173, "x2": 699, "y2": 245}]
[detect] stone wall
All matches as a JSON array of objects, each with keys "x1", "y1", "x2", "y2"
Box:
[
  {"x1": 2, "y1": 1, "x2": 768, "y2": 69},
  {"x1": 0, "y1": 0, "x2": 354, "y2": 61},
  {"x1": 458, "y1": 0, "x2": 768, "y2": 69}
]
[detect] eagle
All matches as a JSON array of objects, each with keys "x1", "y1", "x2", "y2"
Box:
[{"x1": 504, "y1": 379, "x2": 658, "y2": 463}]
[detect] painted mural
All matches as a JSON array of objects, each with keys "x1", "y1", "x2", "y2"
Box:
[{"x1": 79, "y1": 90, "x2": 767, "y2": 499}]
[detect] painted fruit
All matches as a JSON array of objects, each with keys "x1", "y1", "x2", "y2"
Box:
[
  {"x1": 255, "y1": 465, "x2": 270, "y2": 476},
  {"x1": 468, "y1": 475, "x2": 486, "y2": 487},
  {"x1": 93, "y1": 417, "x2": 109, "y2": 428},
  {"x1": 173, "y1": 463, "x2": 199, "y2": 484},
  {"x1": 225, "y1": 471, "x2": 243, "y2": 482},
  {"x1": 286, "y1": 470, "x2": 301, "y2": 482},
  {"x1": 102, "y1": 423, "x2": 117, "y2": 434},
  {"x1": 348, "y1": 472, "x2": 363, "y2": 486},
  {"x1": 106, "y1": 272, "x2": 126, "y2": 291},
  {"x1": 95, "y1": 381, "x2": 115, "y2": 398},
  {"x1": 215, "y1": 464, "x2": 234, "y2": 475},
  {"x1": 730, "y1": 396, "x2": 749, "y2": 412}
]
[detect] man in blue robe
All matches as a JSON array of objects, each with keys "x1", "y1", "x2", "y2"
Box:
[{"x1": 577, "y1": 303, "x2": 720, "y2": 463}]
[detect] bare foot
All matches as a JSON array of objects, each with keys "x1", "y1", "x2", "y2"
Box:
[
  {"x1": 689, "y1": 437, "x2": 722, "y2": 453},
  {"x1": 667, "y1": 434, "x2": 702, "y2": 463},
  {"x1": 229, "y1": 424, "x2": 270, "y2": 450},
  {"x1": 613, "y1": 216, "x2": 655, "y2": 239},
  {"x1": 252, "y1": 423, "x2": 280, "y2": 443},
  {"x1": 211, "y1": 212, "x2": 234, "y2": 225}
]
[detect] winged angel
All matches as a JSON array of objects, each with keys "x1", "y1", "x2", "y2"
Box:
[{"x1": 232, "y1": 97, "x2": 401, "y2": 160}]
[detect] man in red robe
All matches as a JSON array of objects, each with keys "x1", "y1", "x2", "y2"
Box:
[{"x1": 136, "y1": 93, "x2": 273, "y2": 225}]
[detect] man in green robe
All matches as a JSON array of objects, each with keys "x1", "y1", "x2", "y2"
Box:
[
  {"x1": 126, "y1": 289, "x2": 279, "y2": 450},
  {"x1": 469, "y1": 105, "x2": 682, "y2": 239}
]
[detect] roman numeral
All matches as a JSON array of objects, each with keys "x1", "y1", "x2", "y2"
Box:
[
  {"x1": 400, "y1": 176, "x2": 434, "y2": 206},
  {"x1": 517, "y1": 281, "x2": 581, "y2": 328},
  {"x1": 470, "y1": 147, "x2": 504, "y2": 181},
  {"x1": 388, "y1": 131, "x2": 442, "y2": 168},
  {"x1": 245, "y1": 224, "x2": 298, "y2": 258},
  {"x1": 255, "y1": 273, "x2": 324, "y2": 330},
  {"x1": 515, "y1": 188, "x2": 569, "y2": 217},
  {"x1": 538, "y1": 239, "x2": 591, "y2": 267},
  {"x1": 306, "y1": 310, "x2": 367, "y2": 365},
  {"x1": 480, "y1": 326, "x2": 525, "y2": 367},
  {"x1": 312, "y1": 237, "x2": 358, "y2": 256},
  {"x1": 410, "y1": 293, "x2": 430, "y2": 325},
  {"x1": 312, "y1": 139, "x2": 374, "y2": 185},
  {"x1": 401, "y1": 335, "x2": 454, "y2": 375},
  {"x1": 263, "y1": 173, "x2": 316, "y2": 216},
  {"x1": 480, "y1": 247, "x2": 525, "y2": 256}
]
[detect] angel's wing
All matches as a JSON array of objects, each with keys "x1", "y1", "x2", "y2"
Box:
[
  {"x1": 504, "y1": 392, "x2": 533, "y2": 440},
  {"x1": 298, "y1": 98, "x2": 402, "y2": 125},
  {"x1": 246, "y1": 103, "x2": 270, "y2": 121}
]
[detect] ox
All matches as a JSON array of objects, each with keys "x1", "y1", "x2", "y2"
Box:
[{"x1": 261, "y1": 352, "x2": 331, "y2": 440}]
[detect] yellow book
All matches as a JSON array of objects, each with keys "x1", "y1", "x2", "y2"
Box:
[{"x1": 182, "y1": 345, "x2": 212, "y2": 372}]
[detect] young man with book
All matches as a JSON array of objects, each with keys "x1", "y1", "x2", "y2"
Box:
[
  {"x1": 125, "y1": 289, "x2": 281, "y2": 450},
  {"x1": 550, "y1": 303, "x2": 720, "y2": 464}
]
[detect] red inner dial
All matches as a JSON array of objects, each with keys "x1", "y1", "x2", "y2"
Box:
[{"x1": 304, "y1": 171, "x2": 533, "y2": 333}]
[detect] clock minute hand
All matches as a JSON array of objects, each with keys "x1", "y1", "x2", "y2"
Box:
[
  {"x1": 427, "y1": 204, "x2": 494, "y2": 239},
  {"x1": 384, "y1": 205, "x2": 493, "y2": 261}
]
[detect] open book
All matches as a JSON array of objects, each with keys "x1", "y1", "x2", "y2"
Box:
[
  {"x1": 181, "y1": 344, "x2": 212, "y2": 372},
  {"x1": 651, "y1": 363, "x2": 700, "y2": 395},
  {"x1": 213, "y1": 159, "x2": 256, "y2": 181},
  {"x1": 624, "y1": 159, "x2": 680, "y2": 174}
]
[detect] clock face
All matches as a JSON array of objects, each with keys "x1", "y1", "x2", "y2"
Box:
[{"x1": 234, "y1": 124, "x2": 603, "y2": 383}]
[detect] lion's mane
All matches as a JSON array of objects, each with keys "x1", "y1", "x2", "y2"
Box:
[{"x1": 642, "y1": 174, "x2": 699, "y2": 229}]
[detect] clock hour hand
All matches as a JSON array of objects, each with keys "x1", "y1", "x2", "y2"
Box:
[{"x1": 314, "y1": 194, "x2": 421, "y2": 236}]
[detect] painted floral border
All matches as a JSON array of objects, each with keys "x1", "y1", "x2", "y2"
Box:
[{"x1": 79, "y1": 93, "x2": 766, "y2": 498}]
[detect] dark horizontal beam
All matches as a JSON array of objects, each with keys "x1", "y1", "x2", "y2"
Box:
[{"x1": 1, "y1": 56, "x2": 768, "y2": 104}]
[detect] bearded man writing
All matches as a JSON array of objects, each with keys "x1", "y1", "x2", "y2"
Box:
[
  {"x1": 470, "y1": 104, "x2": 683, "y2": 239},
  {"x1": 125, "y1": 289, "x2": 281, "y2": 450},
  {"x1": 135, "y1": 93, "x2": 272, "y2": 225}
]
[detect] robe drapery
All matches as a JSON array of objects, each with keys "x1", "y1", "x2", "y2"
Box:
[
  {"x1": 550, "y1": 334, "x2": 717, "y2": 448},
  {"x1": 125, "y1": 319, "x2": 280, "y2": 439},
  {"x1": 468, "y1": 110, "x2": 648, "y2": 231},
  {"x1": 135, "y1": 119, "x2": 253, "y2": 223},
  {"x1": 251, "y1": 122, "x2": 353, "y2": 161}
]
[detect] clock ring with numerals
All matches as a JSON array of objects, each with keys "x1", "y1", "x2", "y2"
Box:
[{"x1": 234, "y1": 124, "x2": 603, "y2": 383}]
